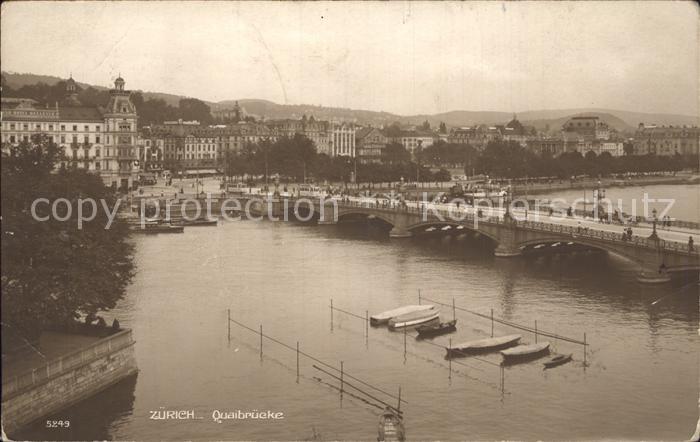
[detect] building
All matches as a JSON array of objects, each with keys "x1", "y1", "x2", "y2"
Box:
[
  {"x1": 330, "y1": 123, "x2": 356, "y2": 157},
  {"x1": 447, "y1": 125, "x2": 502, "y2": 149},
  {"x1": 528, "y1": 138, "x2": 565, "y2": 157},
  {"x1": 562, "y1": 116, "x2": 611, "y2": 141},
  {"x1": 266, "y1": 116, "x2": 331, "y2": 155},
  {"x1": 499, "y1": 115, "x2": 537, "y2": 147},
  {"x1": 633, "y1": 124, "x2": 700, "y2": 156},
  {"x1": 1, "y1": 76, "x2": 139, "y2": 189},
  {"x1": 355, "y1": 127, "x2": 388, "y2": 164},
  {"x1": 387, "y1": 130, "x2": 435, "y2": 155}
]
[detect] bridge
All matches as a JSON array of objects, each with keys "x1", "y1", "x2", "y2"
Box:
[{"x1": 243, "y1": 195, "x2": 700, "y2": 284}]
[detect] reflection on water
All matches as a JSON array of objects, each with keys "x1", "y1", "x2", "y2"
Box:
[
  {"x1": 18, "y1": 185, "x2": 699, "y2": 441},
  {"x1": 13, "y1": 374, "x2": 138, "y2": 441}
]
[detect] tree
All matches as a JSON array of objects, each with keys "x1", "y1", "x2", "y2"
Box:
[
  {"x1": 1, "y1": 135, "x2": 135, "y2": 343},
  {"x1": 382, "y1": 142, "x2": 411, "y2": 165},
  {"x1": 178, "y1": 98, "x2": 213, "y2": 125},
  {"x1": 439, "y1": 122, "x2": 447, "y2": 134},
  {"x1": 419, "y1": 120, "x2": 431, "y2": 131}
]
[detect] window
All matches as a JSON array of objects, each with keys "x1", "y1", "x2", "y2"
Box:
[
  {"x1": 84, "y1": 125, "x2": 89, "y2": 132},
  {"x1": 95, "y1": 149, "x2": 100, "y2": 157},
  {"x1": 36, "y1": 124, "x2": 41, "y2": 130},
  {"x1": 49, "y1": 125, "x2": 54, "y2": 131},
  {"x1": 95, "y1": 162, "x2": 101, "y2": 170},
  {"x1": 10, "y1": 135, "x2": 16, "y2": 143},
  {"x1": 95, "y1": 136, "x2": 101, "y2": 144},
  {"x1": 83, "y1": 135, "x2": 89, "y2": 143},
  {"x1": 23, "y1": 124, "x2": 28, "y2": 130},
  {"x1": 10, "y1": 123, "x2": 15, "y2": 130},
  {"x1": 96, "y1": 126, "x2": 100, "y2": 132},
  {"x1": 61, "y1": 135, "x2": 66, "y2": 143},
  {"x1": 72, "y1": 135, "x2": 78, "y2": 143},
  {"x1": 60, "y1": 125, "x2": 65, "y2": 131},
  {"x1": 73, "y1": 125, "x2": 78, "y2": 131}
]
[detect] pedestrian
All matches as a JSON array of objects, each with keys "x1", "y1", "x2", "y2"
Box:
[{"x1": 689, "y1": 236, "x2": 694, "y2": 252}]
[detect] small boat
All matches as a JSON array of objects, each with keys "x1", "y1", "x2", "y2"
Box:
[
  {"x1": 377, "y1": 407, "x2": 405, "y2": 442},
  {"x1": 133, "y1": 221, "x2": 184, "y2": 234},
  {"x1": 543, "y1": 353, "x2": 573, "y2": 368},
  {"x1": 446, "y1": 334, "x2": 521, "y2": 357},
  {"x1": 370, "y1": 305, "x2": 435, "y2": 326},
  {"x1": 388, "y1": 307, "x2": 440, "y2": 330},
  {"x1": 178, "y1": 217, "x2": 218, "y2": 227},
  {"x1": 416, "y1": 319, "x2": 457, "y2": 339},
  {"x1": 501, "y1": 342, "x2": 550, "y2": 362}
]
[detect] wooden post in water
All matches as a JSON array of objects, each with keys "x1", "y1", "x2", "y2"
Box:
[
  {"x1": 452, "y1": 297, "x2": 456, "y2": 321},
  {"x1": 397, "y1": 386, "x2": 402, "y2": 412},
  {"x1": 296, "y1": 341, "x2": 300, "y2": 382},
  {"x1": 491, "y1": 308, "x2": 494, "y2": 337},
  {"x1": 259, "y1": 324, "x2": 263, "y2": 359},
  {"x1": 583, "y1": 333, "x2": 587, "y2": 365},
  {"x1": 535, "y1": 320, "x2": 538, "y2": 343},
  {"x1": 403, "y1": 325, "x2": 407, "y2": 360},
  {"x1": 448, "y1": 338, "x2": 452, "y2": 380},
  {"x1": 340, "y1": 361, "x2": 344, "y2": 394},
  {"x1": 227, "y1": 309, "x2": 231, "y2": 342},
  {"x1": 418, "y1": 289, "x2": 421, "y2": 305},
  {"x1": 500, "y1": 365, "x2": 505, "y2": 392},
  {"x1": 330, "y1": 298, "x2": 334, "y2": 331}
]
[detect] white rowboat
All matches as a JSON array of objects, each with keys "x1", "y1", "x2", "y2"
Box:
[
  {"x1": 388, "y1": 307, "x2": 440, "y2": 330},
  {"x1": 370, "y1": 305, "x2": 435, "y2": 326}
]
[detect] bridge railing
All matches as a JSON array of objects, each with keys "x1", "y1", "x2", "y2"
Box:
[{"x1": 330, "y1": 199, "x2": 699, "y2": 256}]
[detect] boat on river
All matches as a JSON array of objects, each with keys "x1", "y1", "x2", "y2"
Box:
[
  {"x1": 370, "y1": 305, "x2": 434, "y2": 326},
  {"x1": 416, "y1": 319, "x2": 457, "y2": 339},
  {"x1": 388, "y1": 307, "x2": 440, "y2": 330},
  {"x1": 177, "y1": 217, "x2": 218, "y2": 227},
  {"x1": 446, "y1": 334, "x2": 521, "y2": 357},
  {"x1": 501, "y1": 342, "x2": 550, "y2": 363},
  {"x1": 543, "y1": 353, "x2": 573, "y2": 369},
  {"x1": 377, "y1": 407, "x2": 405, "y2": 442},
  {"x1": 133, "y1": 221, "x2": 184, "y2": 234}
]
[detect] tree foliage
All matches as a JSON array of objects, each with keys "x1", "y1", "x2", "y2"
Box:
[{"x1": 1, "y1": 135, "x2": 135, "y2": 342}]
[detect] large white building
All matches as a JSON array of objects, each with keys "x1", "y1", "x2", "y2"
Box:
[
  {"x1": 1, "y1": 76, "x2": 139, "y2": 189},
  {"x1": 330, "y1": 123, "x2": 356, "y2": 157}
]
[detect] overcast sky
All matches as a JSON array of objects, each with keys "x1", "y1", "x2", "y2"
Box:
[{"x1": 1, "y1": 1, "x2": 698, "y2": 116}]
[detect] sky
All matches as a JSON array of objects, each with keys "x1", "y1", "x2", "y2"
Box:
[{"x1": 1, "y1": 1, "x2": 698, "y2": 116}]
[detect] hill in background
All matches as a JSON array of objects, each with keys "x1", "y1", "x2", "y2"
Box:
[{"x1": 3, "y1": 71, "x2": 697, "y2": 132}]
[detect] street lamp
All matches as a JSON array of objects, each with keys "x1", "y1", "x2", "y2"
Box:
[{"x1": 650, "y1": 207, "x2": 658, "y2": 239}]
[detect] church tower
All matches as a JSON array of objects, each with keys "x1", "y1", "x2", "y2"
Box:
[
  {"x1": 64, "y1": 75, "x2": 81, "y2": 106},
  {"x1": 102, "y1": 75, "x2": 139, "y2": 189}
]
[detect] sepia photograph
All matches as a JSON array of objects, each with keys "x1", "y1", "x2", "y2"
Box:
[{"x1": 1, "y1": 1, "x2": 699, "y2": 440}]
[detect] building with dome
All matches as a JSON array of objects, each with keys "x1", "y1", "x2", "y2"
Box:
[{"x1": 1, "y1": 75, "x2": 139, "y2": 189}]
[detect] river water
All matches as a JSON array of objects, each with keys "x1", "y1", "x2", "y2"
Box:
[{"x1": 16, "y1": 184, "x2": 699, "y2": 441}]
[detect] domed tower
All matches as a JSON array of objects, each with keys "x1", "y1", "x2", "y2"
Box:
[
  {"x1": 64, "y1": 75, "x2": 81, "y2": 106},
  {"x1": 103, "y1": 74, "x2": 138, "y2": 189}
]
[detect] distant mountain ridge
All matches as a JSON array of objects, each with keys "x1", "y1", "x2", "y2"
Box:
[{"x1": 3, "y1": 71, "x2": 697, "y2": 132}]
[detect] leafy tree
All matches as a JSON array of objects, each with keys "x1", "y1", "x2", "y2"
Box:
[
  {"x1": 382, "y1": 142, "x2": 411, "y2": 165},
  {"x1": 1, "y1": 135, "x2": 135, "y2": 343},
  {"x1": 439, "y1": 122, "x2": 447, "y2": 134},
  {"x1": 178, "y1": 98, "x2": 213, "y2": 125},
  {"x1": 419, "y1": 120, "x2": 431, "y2": 131}
]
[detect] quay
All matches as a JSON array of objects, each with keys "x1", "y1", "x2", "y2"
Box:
[{"x1": 1, "y1": 327, "x2": 138, "y2": 435}]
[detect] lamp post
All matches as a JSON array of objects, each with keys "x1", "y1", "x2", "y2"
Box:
[{"x1": 650, "y1": 207, "x2": 658, "y2": 239}]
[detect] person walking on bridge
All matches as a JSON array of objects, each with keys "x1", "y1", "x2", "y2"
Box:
[{"x1": 689, "y1": 236, "x2": 694, "y2": 252}]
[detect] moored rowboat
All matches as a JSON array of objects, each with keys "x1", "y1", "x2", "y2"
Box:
[
  {"x1": 501, "y1": 342, "x2": 550, "y2": 361},
  {"x1": 377, "y1": 406, "x2": 405, "y2": 441},
  {"x1": 446, "y1": 334, "x2": 521, "y2": 357},
  {"x1": 388, "y1": 308, "x2": 440, "y2": 330},
  {"x1": 543, "y1": 353, "x2": 573, "y2": 368},
  {"x1": 370, "y1": 305, "x2": 434, "y2": 326},
  {"x1": 416, "y1": 319, "x2": 457, "y2": 339}
]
